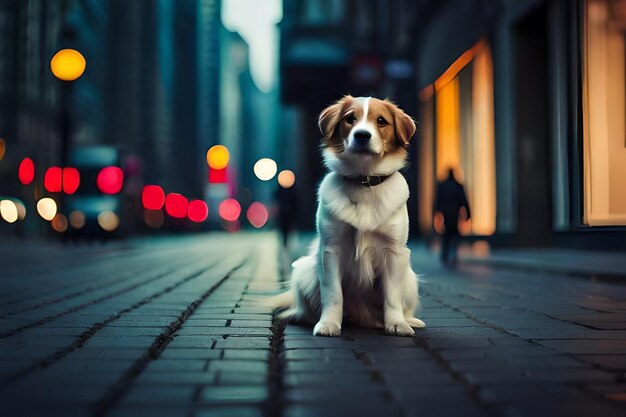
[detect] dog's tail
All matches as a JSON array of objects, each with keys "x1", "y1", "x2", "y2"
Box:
[{"x1": 259, "y1": 288, "x2": 294, "y2": 310}]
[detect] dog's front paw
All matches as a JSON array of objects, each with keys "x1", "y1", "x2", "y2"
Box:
[
  {"x1": 384, "y1": 320, "x2": 415, "y2": 337},
  {"x1": 313, "y1": 321, "x2": 341, "y2": 337}
]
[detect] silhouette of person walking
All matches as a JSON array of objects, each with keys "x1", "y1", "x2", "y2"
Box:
[
  {"x1": 275, "y1": 179, "x2": 298, "y2": 248},
  {"x1": 434, "y1": 168, "x2": 471, "y2": 267}
]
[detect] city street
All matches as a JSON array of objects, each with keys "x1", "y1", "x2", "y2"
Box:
[{"x1": 1, "y1": 233, "x2": 626, "y2": 417}]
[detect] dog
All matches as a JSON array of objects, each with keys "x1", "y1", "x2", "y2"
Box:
[{"x1": 273, "y1": 95, "x2": 425, "y2": 337}]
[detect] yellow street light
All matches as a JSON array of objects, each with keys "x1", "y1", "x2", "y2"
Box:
[
  {"x1": 50, "y1": 49, "x2": 86, "y2": 81},
  {"x1": 206, "y1": 145, "x2": 230, "y2": 170}
]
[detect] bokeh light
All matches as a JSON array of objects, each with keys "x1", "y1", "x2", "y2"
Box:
[
  {"x1": 277, "y1": 170, "x2": 296, "y2": 188},
  {"x1": 50, "y1": 49, "x2": 86, "y2": 81},
  {"x1": 69, "y1": 211, "x2": 86, "y2": 229},
  {"x1": 37, "y1": 198, "x2": 57, "y2": 221},
  {"x1": 187, "y1": 200, "x2": 208, "y2": 223},
  {"x1": 0, "y1": 200, "x2": 18, "y2": 223},
  {"x1": 219, "y1": 198, "x2": 241, "y2": 221},
  {"x1": 206, "y1": 145, "x2": 230, "y2": 169},
  {"x1": 165, "y1": 193, "x2": 188, "y2": 219},
  {"x1": 14, "y1": 199, "x2": 26, "y2": 220},
  {"x1": 97, "y1": 166, "x2": 124, "y2": 194},
  {"x1": 98, "y1": 211, "x2": 119, "y2": 232},
  {"x1": 0, "y1": 138, "x2": 5, "y2": 160},
  {"x1": 51, "y1": 213, "x2": 68, "y2": 232},
  {"x1": 253, "y1": 158, "x2": 277, "y2": 181},
  {"x1": 144, "y1": 210, "x2": 164, "y2": 229},
  {"x1": 247, "y1": 202, "x2": 269, "y2": 228},
  {"x1": 44, "y1": 167, "x2": 62, "y2": 192},
  {"x1": 18, "y1": 158, "x2": 35, "y2": 185},
  {"x1": 62, "y1": 167, "x2": 80, "y2": 194},
  {"x1": 142, "y1": 185, "x2": 165, "y2": 210},
  {"x1": 208, "y1": 167, "x2": 228, "y2": 183}
]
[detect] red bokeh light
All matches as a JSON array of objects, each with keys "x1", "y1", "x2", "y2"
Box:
[
  {"x1": 247, "y1": 202, "x2": 269, "y2": 228},
  {"x1": 165, "y1": 193, "x2": 188, "y2": 219},
  {"x1": 209, "y1": 167, "x2": 227, "y2": 183},
  {"x1": 187, "y1": 200, "x2": 208, "y2": 223},
  {"x1": 219, "y1": 198, "x2": 241, "y2": 222},
  {"x1": 142, "y1": 185, "x2": 165, "y2": 210},
  {"x1": 97, "y1": 166, "x2": 124, "y2": 194},
  {"x1": 62, "y1": 167, "x2": 80, "y2": 194},
  {"x1": 18, "y1": 158, "x2": 35, "y2": 185},
  {"x1": 44, "y1": 167, "x2": 62, "y2": 192}
]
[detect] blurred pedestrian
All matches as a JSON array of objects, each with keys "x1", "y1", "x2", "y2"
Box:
[
  {"x1": 275, "y1": 178, "x2": 298, "y2": 248},
  {"x1": 434, "y1": 168, "x2": 471, "y2": 267}
]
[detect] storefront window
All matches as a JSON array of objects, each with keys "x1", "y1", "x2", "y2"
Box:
[
  {"x1": 419, "y1": 40, "x2": 496, "y2": 236},
  {"x1": 583, "y1": 0, "x2": 626, "y2": 225}
]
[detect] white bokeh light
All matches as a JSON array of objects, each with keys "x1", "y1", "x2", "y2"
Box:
[
  {"x1": 37, "y1": 198, "x2": 57, "y2": 221},
  {"x1": 254, "y1": 158, "x2": 278, "y2": 181}
]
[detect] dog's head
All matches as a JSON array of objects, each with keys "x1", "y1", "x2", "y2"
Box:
[{"x1": 318, "y1": 95, "x2": 416, "y2": 176}]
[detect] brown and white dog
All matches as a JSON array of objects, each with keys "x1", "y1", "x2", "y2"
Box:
[{"x1": 274, "y1": 95, "x2": 425, "y2": 336}]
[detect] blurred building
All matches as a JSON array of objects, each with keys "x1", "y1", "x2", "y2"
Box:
[
  {"x1": 107, "y1": 0, "x2": 221, "y2": 199},
  {"x1": 0, "y1": 0, "x2": 69, "y2": 202},
  {"x1": 412, "y1": 0, "x2": 626, "y2": 248},
  {"x1": 280, "y1": 0, "x2": 422, "y2": 228},
  {"x1": 0, "y1": 0, "x2": 223, "y2": 235}
]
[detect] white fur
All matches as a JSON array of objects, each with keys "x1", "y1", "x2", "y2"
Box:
[{"x1": 276, "y1": 98, "x2": 425, "y2": 337}]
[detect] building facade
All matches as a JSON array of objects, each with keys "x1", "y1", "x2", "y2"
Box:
[{"x1": 414, "y1": 0, "x2": 626, "y2": 248}]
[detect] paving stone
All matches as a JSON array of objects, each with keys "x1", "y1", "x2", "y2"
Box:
[
  {"x1": 208, "y1": 360, "x2": 267, "y2": 373},
  {"x1": 214, "y1": 337, "x2": 271, "y2": 350},
  {"x1": 194, "y1": 406, "x2": 264, "y2": 417},
  {"x1": 199, "y1": 386, "x2": 268, "y2": 404},
  {"x1": 222, "y1": 349, "x2": 270, "y2": 361},
  {"x1": 159, "y1": 349, "x2": 223, "y2": 360},
  {"x1": 134, "y1": 371, "x2": 218, "y2": 386},
  {"x1": 144, "y1": 359, "x2": 208, "y2": 372},
  {"x1": 121, "y1": 386, "x2": 196, "y2": 404},
  {"x1": 218, "y1": 371, "x2": 268, "y2": 385}
]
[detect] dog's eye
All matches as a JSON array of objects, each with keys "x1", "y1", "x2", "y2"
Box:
[
  {"x1": 377, "y1": 117, "x2": 389, "y2": 126},
  {"x1": 345, "y1": 114, "x2": 356, "y2": 125}
]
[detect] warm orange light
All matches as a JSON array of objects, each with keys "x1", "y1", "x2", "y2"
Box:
[
  {"x1": 206, "y1": 145, "x2": 230, "y2": 170},
  {"x1": 69, "y1": 211, "x2": 86, "y2": 229},
  {"x1": 50, "y1": 49, "x2": 86, "y2": 81},
  {"x1": 420, "y1": 40, "x2": 486, "y2": 101},
  {"x1": 470, "y1": 46, "x2": 496, "y2": 235},
  {"x1": 0, "y1": 138, "x2": 5, "y2": 160},
  {"x1": 51, "y1": 213, "x2": 68, "y2": 233},
  {"x1": 98, "y1": 211, "x2": 119, "y2": 232},
  {"x1": 277, "y1": 170, "x2": 296, "y2": 188},
  {"x1": 435, "y1": 77, "x2": 461, "y2": 181}
]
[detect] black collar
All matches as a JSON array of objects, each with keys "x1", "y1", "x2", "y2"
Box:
[{"x1": 343, "y1": 174, "x2": 392, "y2": 187}]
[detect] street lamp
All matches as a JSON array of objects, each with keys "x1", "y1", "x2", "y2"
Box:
[
  {"x1": 50, "y1": 48, "x2": 85, "y2": 169},
  {"x1": 50, "y1": 49, "x2": 86, "y2": 81}
]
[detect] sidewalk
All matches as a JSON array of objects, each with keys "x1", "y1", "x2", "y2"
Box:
[
  {"x1": 457, "y1": 244, "x2": 626, "y2": 280},
  {"x1": 1, "y1": 232, "x2": 626, "y2": 417}
]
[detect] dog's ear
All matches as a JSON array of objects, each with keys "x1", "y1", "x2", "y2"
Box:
[
  {"x1": 319, "y1": 95, "x2": 352, "y2": 145},
  {"x1": 393, "y1": 108, "x2": 416, "y2": 148}
]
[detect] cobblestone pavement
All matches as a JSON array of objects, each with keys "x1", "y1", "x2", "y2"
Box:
[{"x1": 1, "y1": 233, "x2": 626, "y2": 417}]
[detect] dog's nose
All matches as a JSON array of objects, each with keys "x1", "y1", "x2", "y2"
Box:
[{"x1": 353, "y1": 130, "x2": 371, "y2": 144}]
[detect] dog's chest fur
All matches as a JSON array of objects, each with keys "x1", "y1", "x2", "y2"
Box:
[{"x1": 317, "y1": 171, "x2": 410, "y2": 287}]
